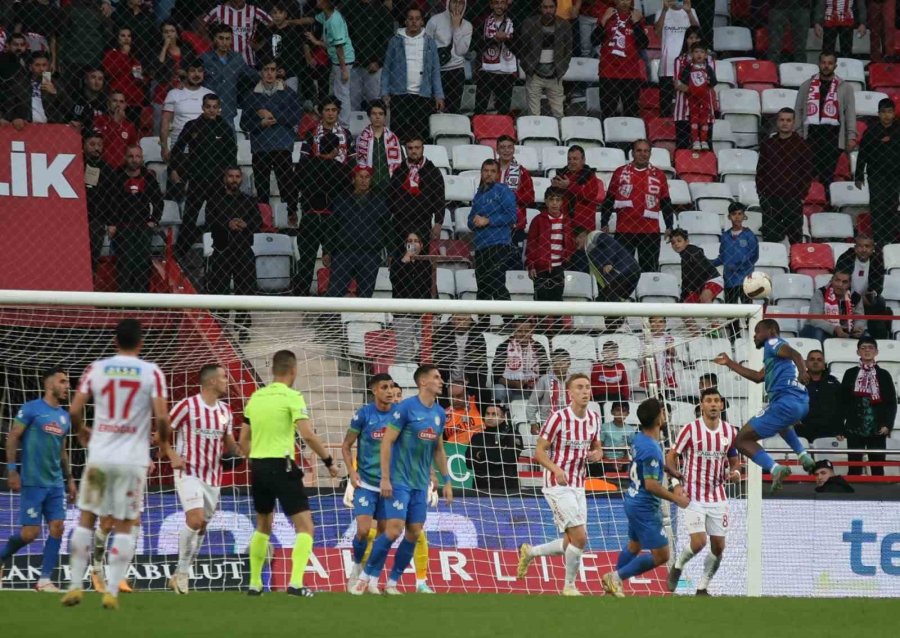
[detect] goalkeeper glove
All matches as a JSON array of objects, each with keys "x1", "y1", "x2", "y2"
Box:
[
  {"x1": 343, "y1": 482, "x2": 355, "y2": 509},
  {"x1": 427, "y1": 483, "x2": 439, "y2": 508}
]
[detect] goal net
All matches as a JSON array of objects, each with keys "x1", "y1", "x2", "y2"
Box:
[{"x1": 0, "y1": 292, "x2": 762, "y2": 596}]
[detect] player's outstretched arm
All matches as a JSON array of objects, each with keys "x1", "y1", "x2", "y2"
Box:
[
  {"x1": 379, "y1": 427, "x2": 401, "y2": 498},
  {"x1": 534, "y1": 438, "x2": 567, "y2": 486},
  {"x1": 4, "y1": 422, "x2": 25, "y2": 492},
  {"x1": 713, "y1": 353, "x2": 764, "y2": 383},
  {"x1": 645, "y1": 477, "x2": 690, "y2": 508},
  {"x1": 776, "y1": 343, "x2": 810, "y2": 385},
  {"x1": 341, "y1": 430, "x2": 360, "y2": 487},
  {"x1": 433, "y1": 443, "x2": 453, "y2": 504},
  {"x1": 297, "y1": 419, "x2": 338, "y2": 478}
]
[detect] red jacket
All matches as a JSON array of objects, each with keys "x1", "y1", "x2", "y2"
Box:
[
  {"x1": 93, "y1": 114, "x2": 139, "y2": 168},
  {"x1": 558, "y1": 167, "x2": 604, "y2": 231},
  {"x1": 590, "y1": 361, "x2": 630, "y2": 401},
  {"x1": 102, "y1": 49, "x2": 146, "y2": 107},
  {"x1": 525, "y1": 210, "x2": 575, "y2": 273},
  {"x1": 597, "y1": 11, "x2": 647, "y2": 80}
]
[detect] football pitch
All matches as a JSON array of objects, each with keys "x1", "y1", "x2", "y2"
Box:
[{"x1": 0, "y1": 592, "x2": 894, "y2": 638}]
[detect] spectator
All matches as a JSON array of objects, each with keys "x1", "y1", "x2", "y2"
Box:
[
  {"x1": 58, "y1": 0, "x2": 113, "y2": 76},
  {"x1": 10, "y1": 0, "x2": 61, "y2": 62},
  {"x1": 497, "y1": 135, "x2": 535, "y2": 241},
  {"x1": 108, "y1": 145, "x2": 162, "y2": 293},
  {"x1": 767, "y1": 0, "x2": 811, "y2": 64},
  {"x1": 390, "y1": 231, "x2": 434, "y2": 361},
  {"x1": 201, "y1": 23, "x2": 259, "y2": 131},
  {"x1": 526, "y1": 187, "x2": 575, "y2": 302},
  {"x1": 170, "y1": 93, "x2": 237, "y2": 259},
  {"x1": 794, "y1": 51, "x2": 857, "y2": 189},
  {"x1": 241, "y1": 57, "x2": 303, "y2": 218},
  {"x1": 206, "y1": 166, "x2": 261, "y2": 338},
  {"x1": 757, "y1": 107, "x2": 814, "y2": 244},
  {"x1": 583, "y1": 230, "x2": 642, "y2": 302},
  {"x1": 389, "y1": 135, "x2": 446, "y2": 254},
  {"x1": 670, "y1": 229, "x2": 721, "y2": 303},
  {"x1": 93, "y1": 91, "x2": 139, "y2": 168},
  {"x1": 712, "y1": 202, "x2": 758, "y2": 304},
  {"x1": 0, "y1": 35, "x2": 31, "y2": 125},
  {"x1": 326, "y1": 167, "x2": 391, "y2": 298},
  {"x1": 301, "y1": 95, "x2": 354, "y2": 163},
  {"x1": 493, "y1": 318, "x2": 549, "y2": 405},
  {"x1": 836, "y1": 234, "x2": 892, "y2": 340},
  {"x1": 308, "y1": 0, "x2": 355, "y2": 126},
  {"x1": 672, "y1": 25, "x2": 702, "y2": 149},
  {"x1": 82, "y1": 131, "x2": 116, "y2": 269},
  {"x1": 356, "y1": 100, "x2": 402, "y2": 193},
  {"x1": 204, "y1": 0, "x2": 272, "y2": 67},
  {"x1": 425, "y1": 0, "x2": 473, "y2": 113},
  {"x1": 445, "y1": 382, "x2": 485, "y2": 444},
  {"x1": 840, "y1": 336, "x2": 897, "y2": 476},
  {"x1": 795, "y1": 349, "x2": 843, "y2": 443},
  {"x1": 67, "y1": 67, "x2": 107, "y2": 132},
  {"x1": 868, "y1": 0, "x2": 896, "y2": 63},
  {"x1": 693, "y1": 372, "x2": 729, "y2": 421},
  {"x1": 814, "y1": 0, "x2": 867, "y2": 55},
  {"x1": 594, "y1": 0, "x2": 647, "y2": 118},
  {"x1": 102, "y1": 26, "x2": 147, "y2": 127},
  {"x1": 294, "y1": 132, "x2": 353, "y2": 295},
  {"x1": 554, "y1": 144, "x2": 603, "y2": 232},
  {"x1": 528, "y1": 349, "x2": 571, "y2": 434},
  {"x1": 149, "y1": 21, "x2": 186, "y2": 133},
  {"x1": 854, "y1": 98, "x2": 900, "y2": 247},
  {"x1": 180, "y1": 12, "x2": 214, "y2": 56},
  {"x1": 115, "y1": 0, "x2": 157, "y2": 67},
  {"x1": 467, "y1": 404, "x2": 521, "y2": 493},
  {"x1": 676, "y1": 42, "x2": 716, "y2": 151},
  {"x1": 801, "y1": 271, "x2": 868, "y2": 342},
  {"x1": 6, "y1": 51, "x2": 71, "y2": 124},
  {"x1": 341, "y1": 0, "x2": 394, "y2": 112},
  {"x1": 381, "y1": 7, "x2": 445, "y2": 144},
  {"x1": 642, "y1": 316, "x2": 678, "y2": 390},
  {"x1": 474, "y1": 0, "x2": 518, "y2": 115},
  {"x1": 257, "y1": 2, "x2": 307, "y2": 95},
  {"x1": 469, "y1": 159, "x2": 517, "y2": 301},
  {"x1": 600, "y1": 401, "x2": 635, "y2": 473},
  {"x1": 432, "y1": 313, "x2": 488, "y2": 398},
  {"x1": 813, "y1": 459, "x2": 854, "y2": 492},
  {"x1": 655, "y1": 0, "x2": 698, "y2": 118},
  {"x1": 601, "y1": 139, "x2": 674, "y2": 272},
  {"x1": 519, "y1": 0, "x2": 573, "y2": 119},
  {"x1": 591, "y1": 340, "x2": 630, "y2": 402}
]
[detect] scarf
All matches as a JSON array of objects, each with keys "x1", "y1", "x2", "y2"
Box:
[
  {"x1": 311, "y1": 122, "x2": 350, "y2": 163},
  {"x1": 501, "y1": 160, "x2": 521, "y2": 191},
  {"x1": 823, "y1": 285, "x2": 853, "y2": 331},
  {"x1": 854, "y1": 361, "x2": 882, "y2": 404},
  {"x1": 481, "y1": 14, "x2": 516, "y2": 74},
  {"x1": 404, "y1": 157, "x2": 426, "y2": 195},
  {"x1": 356, "y1": 125, "x2": 402, "y2": 175},
  {"x1": 824, "y1": 0, "x2": 856, "y2": 27},
  {"x1": 608, "y1": 11, "x2": 631, "y2": 58},
  {"x1": 504, "y1": 338, "x2": 539, "y2": 381},
  {"x1": 806, "y1": 74, "x2": 841, "y2": 126}
]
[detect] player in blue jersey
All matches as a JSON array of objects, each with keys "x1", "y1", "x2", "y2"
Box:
[
  {"x1": 602, "y1": 398, "x2": 691, "y2": 598},
  {"x1": 1, "y1": 366, "x2": 77, "y2": 592},
  {"x1": 714, "y1": 318, "x2": 816, "y2": 492},
  {"x1": 351, "y1": 364, "x2": 453, "y2": 596}
]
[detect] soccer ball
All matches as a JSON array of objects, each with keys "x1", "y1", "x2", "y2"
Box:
[{"x1": 742, "y1": 271, "x2": 772, "y2": 300}]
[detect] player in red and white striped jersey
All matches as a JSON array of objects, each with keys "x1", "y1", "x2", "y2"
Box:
[
  {"x1": 167, "y1": 364, "x2": 240, "y2": 594},
  {"x1": 205, "y1": 0, "x2": 272, "y2": 66},
  {"x1": 664, "y1": 387, "x2": 741, "y2": 595},
  {"x1": 517, "y1": 374, "x2": 603, "y2": 596}
]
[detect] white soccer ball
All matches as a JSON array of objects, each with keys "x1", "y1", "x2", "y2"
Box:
[{"x1": 742, "y1": 271, "x2": 772, "y2": 300}]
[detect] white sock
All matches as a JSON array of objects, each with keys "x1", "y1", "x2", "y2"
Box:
[
  {"x1": 530, "y1": 538, "x2": 565, "y2": 557},
  {"x1": 69, "y1": 526, "x2": 93, "y2": 591},
  {"x1": 698, "y1": 553, "x2": 722, "y2": 590},
  {"x1": 131, "y1": 524, "x2": 142, "y2": 553},
  {"x1": 386, "y1": 578, "x2": 398, "y2": 588},
  {"x1": 177, "y1": 526, "x2": 199, "y2": 573},
  {"x1": 564, "y1": 545, "x2": 583, "y2": 587},
  {"x1": 105, "y1": 534, "x2": 136, "y2": 596},
  {"x1": 675, "y1": 546, "x2": 696, "y2": 570},
  {"x1": 357, "y1": 572, "x2": 370, "y2": 583},
  {"x1": 92, "y1": 528, "x2": 109, "y2": 570},
  {"x1": 191, "y1": 532, "x2": 204, "y2": 569}
]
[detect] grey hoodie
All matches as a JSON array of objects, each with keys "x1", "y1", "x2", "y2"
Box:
[{"x1": 425, "y1": 0, "x2": 473, "y2": 71}]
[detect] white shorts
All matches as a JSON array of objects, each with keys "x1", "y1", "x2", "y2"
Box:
[
  {"x1": 542, "y1": 486, "x2": 588, "y2": 534},
  {"x1": 77, "y1": 463, "x2": 147, "y2": 521},
  {"x1": 682, "y1": 500, "x2": 729, "y2": 537},
  {"x1": 175, "y1": 473, "x2": 220, "y2": 520}
]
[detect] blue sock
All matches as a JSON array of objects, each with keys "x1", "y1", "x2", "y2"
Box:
[
  {"x1": 388, "y1": 538, "x2": 417, "y2": 582},
  {"x1": 352, "y1": 535, "x2": 368, "y2": 564},
  {"x1": 617, "y1": 553, "x2": 656, "y2": 581},
  {"x1": 41, "y1": 536, "x2": 61, "y2": 579},
  {"x1": 0, "y1": 534, "x2": 28, "y2": 561},
  {"x1": 616, "y1": 548, "x2": 637, "y2": 570},
  {"x1": 780, "y1": 428, "x2": 806, "y2": 455},
  {"x1": 363, "y1": 534, "x2": 393, "y2": 578},
  {"x1": 751, "y1": 449, "x2": 776, "y2": 472}
]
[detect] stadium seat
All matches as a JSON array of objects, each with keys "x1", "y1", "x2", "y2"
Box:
[
  {"x1": 689, "y1": 337, "x2": 732, "y2": 363},
  {"x1": 364, "y1": 328, "x2": 397, "y2": 374},
  {"x1": 639, "y1": 86, "x2": 660, "y2": 120},
  {"x1": 436, "y1": 268, "x2": 456, "y2": 299},
  {"x1": 677, "y1": 210, "x2": 722, "y2": 241},
  {"x1": 778, "y1": 62, "x2": 818, "y2": 88},
  {"x1": 883, "y1": 273, "x2": 900, "y2": 303},
  {"x1": 836, "y1": 57, "x2": 866, "y2": 91},
  {"x1": 373, "y1": 267, "x2": 393, "y2": 298},
  {"x1": 668, "y1": 179, "x2": 692, "y2": 206},
  {"x1": 506, "y1": 270, "x2": 535, "y2": 300},
  {"x1": 761, "y1": 88, "x2": 799, "y2": 115},
  {"x1": 824, "y1": 338, "x2": 860, "y2": 365},
  {"x1": 532, "y1": 177, "x2": 553, "y2": 203},
  {"x1": 237, "y1": 139, "x2": 253, "y2": 166},
  {"x1": 585, "y1": 147, "x2": 627, "y2": 175},
  {"x1": 451, "y1": 144, "x2": 494, "y2": 173},
  {"x1": 455, "y1": 269, "x2": 478, "y2": 299},
  {"x1": 453, "y1": 207, "x2": 473, "y2": 237},
  {"x1": 540, "y1": 146, "x2": 570, "y2": 175},
  {"x1": 784, "y1": 337, "x2": 820, "y2": 360},
  {"x1": 804, "y1": 181, "x2": 828, "y2": 215},
  {"x1": 826, "y1": 241, "x2": 852, "y2": 261},
  {"x1": 813, "y1": 437, "x2": 849, "y2": 475},
  {"x1": 884, "y1": 244, "x2": 900, "y2": 274},
  {"x1": 473, "y1": 114, "x2": 516, "y2": 145},
  {"x1": 675, "y1": 150, "x2": 718, "y2": 184},
  {"x1": 585, "y1": 86, "x2": 601, "y2": 115},
  {"x1": 563, "y1": 57, "x2": 600, "y2": 82},
  {"x1": 690, "y1": 182, "x2": 734, "y2": 215},
  {"x1": 160, "y1": 200, "x2": 182, "y2": 226},
  {"x1": 734, "y1": 60, "x2": 778, "y2": 92},
  {"x1": 771, "y1": 273, "x2": 814, "y2": 309},
  {"x1": 252, "y1": 233, "x2": 294, "y2": 293},
  {"x1": 625, "y1": 146, "x2": 674, "y2": 176},
  {"x1": 714, "y1": 59, "x2": 736, "y2": 88},
  {"x1": 603, "y1": 117, "x2": 647, "y2": 147},
  {"x1": 763, "y1": 306, "x2": 801, "y2": 336},
  {"x1": 552, "y1": 334, "x2": 597, "y2": 360},
  {"x1": 517, "y1": 116, "x2": 561, "y2": 148},
  {"x1": 829, "y1": 181, "x2": 869, "y2": 212},
  {"x1": 560, "y1": 116, "x2": 604, "y2": 147},
  {"x1": 563, "y1": 271, "x2": 595, "y2": 301},
  {"x1": 711, "y1": 119, "x2": 736, "y2": 152},
  {"x1": 636, "y1": 272, "x2": 679, "y2": 303},
  {"x1": 140, "y1": 136, "x2": 163, "y2": 163},
  {"x1": 430, "y1": 113, "x2": 474, "y2": 147},
  {"x1": 347, "y1": 111, "x2": 370, "y2": 137},
  {"x1": 424, "y1": 144, "x2": 451, "y2": 173},
  {"x1": 596, "y1": 333, "x2": 643, "y2": 361},
  {"x1": 514, "y1": 145, "x2": 541, "y2": 173},
  {"x1": 389, "y1": 363, "x2": 418, "y2": 389},
  {"x1": 717, "y1": 89, "x2": 761, "y2": 148},
  {"x1": 876, "y1": 339, "x2": 900, "y2": 362},
  {"x1": 714, "y1": 26, "x2": 753, "y2": 54},
  {"x1": 868, "y1": 63, "x2": 900, "y2": 90},
  {"x1": 737, "y1": 181, "x2": 760, "y2": 207},
  {"x1": 756, "y1": 242, "x2": 790, "y2": 277},
  {"x1": 790, "y1": 243, "x2": 834, "y2": 276},
  {"x1": 443, "y1": 174, "x2": 477, "y2": 203},
  {"x1": 855, "y1": 91, "x2": 891, "y2": 118},
  {"x1": 648, "y1": 117, "x2": 677, "y2": 154},
  {"x1": 809, "y1": 212, "x2": 854, "y2": 241},
  {"x1": 717, "y1": 148, "x2": 758, "y2": 188}
]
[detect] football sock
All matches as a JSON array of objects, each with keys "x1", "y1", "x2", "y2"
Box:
[
  {"x1": 68, "y1": 526, "x2": 93, "y2": 590},
  {"x1": 361, "y1": 527, "x2": 377, "y2": 565},
  {"x1": 414, "y1": 531, "x2": 429, "y2": 581},
  {"x1": 388, "y1": 537, "x2": 417, "y2": 582},
  {"x1": 698, "y1": 552, "x2": 722, "y2": 590},
  {"x1": 177, "y1": 525, "x2": 199, "y2": 573},
  {"x1": 130, "y1": 524, "x2": 142, "y2": 552},
  {"x1": 289, "y1": 533, "x2": 313, "y2": 588},
  {"x1": 780, "y1": 428, "x2": 806, "y2": 455},
  {"x1": 564, "y1": 545, "x2": 583, "y2": 587},
  {"x1": 0, "y1": 534, "x2": 28, "y2": 560},
  {"x1": 363, "y1": 533, "x2": 393, "y2": 578},
  {"x1": 617, "y1": 553, "x2": 656, "y2": 581},
  {"x1": 675, "y1": 546, "x2": 696, "y2": 570},
  {"x1": 530, "y1": 538, "x2": 565, "y2": 557},
  {"x1": 92, "y1": 527, "x2": 109, "y2": 569},
  {"x1": 40, "y1": 535, "x2": 61, "y2": 579},
  {"x1": 751, "y1": 449, "x2": 776, "y2": 473},
  {"x1": 248, "y1": 531, "x2": 269, "y2": 590},
  {"x1": 105, "y1": 533, "x2": 135, "y2": 596},
  {"x1": 615, "y1": 548, "x2": 637, "y2": 570},
  {"x1": 352, "y1": 534, "x2": 368, "y2": 564}
]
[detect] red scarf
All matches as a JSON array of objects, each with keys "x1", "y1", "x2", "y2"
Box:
[
  {"x1": 854, "y1": 361, "x2": 882, "y2": 404},
  {"x1": 824, "y1": 0, "x2": 856, "y2": 27},
  {"x1": 356, "y1": 125, "x2": 402, "y2": 175},
  {"x1": 823, "y1": 285, "x2": 853, "y2": 331},
  {"x1": 608, "y1": 11, "x2": 632, "y2": 58},
  {"x1": 806, "y1": 74, "x2": 841, "y2": 126},
  {"x1": 404, "y1": 158, "x2": 425, "y2": 195},
  {"x1": 481, "y1": 14, "x2": 516, "y2": 73},
  {"x1": 501, "y1": 160, "x2": 521, "y2": 191},
  {"x1": 311, "y1": 122, "x2": 350, "y2": 163}
]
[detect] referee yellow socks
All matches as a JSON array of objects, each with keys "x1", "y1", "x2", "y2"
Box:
[
  {"x1": 249, "y1": 531, "x2": 269, "y2": 590},
  {"x1": 290, "y1": 533, "x2": 313, "y2": 588}
]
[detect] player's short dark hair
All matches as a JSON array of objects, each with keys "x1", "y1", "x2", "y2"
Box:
[
  {"x1": 115, "y1": 318, "x2": 143, "y2": 350},
  {"x1": 84, "y1": 129, "x2": 103, "y2": 143},
  {"x1": 185, "y1": 57, "x2": 205, "y2": 70},
  {"x1": 199, "y1": 364, "x2": 223, "y2": 385},
  {"x1": 857, "y1": 336, "x2": 878, "y2": 350},
  {"x1": 369, "y1": 373, "x2": 394, "y2": 387},
  {"x1": 8, "y1": 32, "x2": 27, "y2": 43},
  {"x1": 203, "y1": 93, "x2": 220, "y2": 105},
  {"x1": 690, "y1": 42, "x2": 708, "y2": 52},
  {"x1": 601, "y1": 340, "x2": 619, "y2": 351},
  {"x1": 610, "y1": 401, "x2": 629, "y2": 414},
  {"x1": 699, "y1": 387, "x2": 721, "y2": 401},
  {"x1": 496, "y1": 134, "x2": 516, "y2": 146},
  {"x1": 777, "y1": 107, "x2": 795, "y2": 116},
  {"x1": 833, "y1": 269, "x2": 852, "y2": 280},
  {"x1": 211, "y1": 23, "x2": 234, "y2": 38},
  {"x1": 319, "y1": 95, "x2": 342, "y2": 111},
  {"x1": 807, "y1": 349, "x2": 824, "y2": 358},
  {"x1": 405, "y1": 134, "x2": 425, "y2": 146},
  {"x1": 485, "y1": 403, "x2": 506, "y2": 416},
  {"x1": 406, "y1": 6, "x2": 424, "y2": 18},
  {"x1": 670, "y1": 228, "x2": 689, "y2": 241},
  {"x1": 41, "y1": 365, "x2": 67, "y2": 385},
  {"x1": 544, "y1": 186, "x2": 565, "y2": 200},
  {"x1": 224, "y1": 165, "x2": 242, "y2": 176},
  {"x1": 699, "y1": 372, "x2": 718, "y2": 385},
  {"x1": 272, "y1": 350, "x2": 297, "y2": 375},
  {"x1": 819, "y1": 50, "x2": 837, "y2": 61},
  {"x1": 878, "y1": 98, "x2": 895, "y2": 112},
  {"x1": 568, "y1": 144, "x2": 585, "y2": 158},
  {"x1": 727, "y1": 201, "x2": 746, "y2": 215},
  {"x1": 757, "y1": 318, "x2": 780, "y2": 333},
  {"x1": 30, "y1": 51, "x2": 50, "y2": 64},
  {"x1": 258, "y1": 54, "x2": 280, "y2": 69},
  {"x1": 367, "y1": 99, "x2": 387, "y2": 116},
  {"x1": 566, "y1": 373, "x2": 590, "y2": 388},
  {"x1": 637, "y1": 398, "x2": 663, "y2": 430},
  {"x1": 413, "y1": 364, "x2": 440, "y2": 386}
]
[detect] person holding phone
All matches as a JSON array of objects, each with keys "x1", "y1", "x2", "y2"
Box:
[{"x1": 12, "y1": 52, "x2": 71, "y2": 125}]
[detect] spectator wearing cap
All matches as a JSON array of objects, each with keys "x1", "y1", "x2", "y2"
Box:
[
  {"x1": 801, "y1": 271, "x2": 867, "y2": 343},
  {"x1": 836, "y1": 234, "x2": 893, "y2": 340},
  {"x1": 839, "y1": 336, "x2": 897, "y2": 476},
  {"x1": 201, "y1": 23, "x2": 259, "y2": 130},
  {"x1": 670, "y1": 228, "x2": 722, "y2": 303},
  {"x1": 796, "y1": 349, "x2": 843, "y2": 443},
  {"x1": 711, "y1": 202, "x2": 758, "y2": 304},
  {"x1": 93, "y1": 91, "x2": 140, "y2": 169},
  {"x1": 300, "y1": 95, "x2": 355, "y2": 164},
  {"x1": 469, "y1": 159, "x2": 517, "y2": 301},
  {"x1": 813, "y1": 459, "x2": 854, "y2": 493},
  {"x1": 388, "y1": 135, "x2": 446, "y2": 254},
  {"x1": 526, "y1": 187, "x2": 574, "y2": 302},
  {"x1": 67, "y1": 67, "x2": 107, "y2": 132},
  {"x1": 854, "y1": 98, "x2": 900, "y2": 247}
]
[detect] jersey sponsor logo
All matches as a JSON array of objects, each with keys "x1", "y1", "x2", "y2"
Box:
[
  {"x1": 197, "y1": 429, "x2": 225, "y2": 441},
  {"x1": 417, "y1": 427, "x2": 439, "y2": 441},
  {"x1": 97, "y1": 423, "x2": 139, "y2": 434},
  {"x1": 41, "y1": 421, "x2": 65, "y2": 436},
  {"x1": 102, "y1": 365, "x2": 141, "y2": 378},
  {"x1": 16, "y1": 409, "x2": 23, "y2": 419},
  {"x1": 369, "y1": 427, "x2": 386, "y2": 440},
  {"x1": 393, "y1": 411, "x2": 401, "y2": 419}
]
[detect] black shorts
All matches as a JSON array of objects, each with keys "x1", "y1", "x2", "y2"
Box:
[{"x1": 250, "y1": 458, "x2": 309, "y2": 517}]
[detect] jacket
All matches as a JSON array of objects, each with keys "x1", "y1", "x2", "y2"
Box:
[
  {"x1": 525, "y1": 211, "x2": 575, "y2": 273},
  {"x1": 854, "y1": 120, "x2": 900, "y2": 185},
  {"x1": 806, "y1": 285, "x2": 867, "y2": 335},
  {"x1": 389, "y1": 159, "x2": 446, "y2": 236},
  {"x1": 840, "y1": 365, "x2": 897, "y2": 436},
  {"x1": 2, "y1": 70, "x2": 71, "y2": 123},
  {"x1": 201, "y1": 49, "x2": 259, "y2": 126},
  {"x1": 469, "y1": 182, "x2": 518, "y2": 250},
  {"x1": 326, "y1": 192, "x2": 391, "y2": 252},
  {"x1": 381, "y1": 30, "x2": 444, "y2": 99},
  {"x1": 108, "y1": 167, "x2": 164, "y2": 228},
  {"x1": 296, "y1": 157, "x2": 353, "y2": 213},
  {"x1": 341, "y1": 0, "x2": 396, "y2": 66},
  {"x1": 814, "y1": 0, "x2": 867, "y2": 25},
  {"x1": 815, "y1": 475, "x2": 854, "y2": 493},
  {"x1": 171, "y1": 115, "x2": 237, "y2": 182},
  {"x1": 518, "y1": 15, "x2": 573, "y2": 78},
  {"x1": 679, "y1": 243, "x2": 719, "y2": 300},
  {"x1": 467, "y1": 427, "x2": 521, "y2": 492},
  {"x1": 560, "y1": 166, "x2": 603, "y2": 231},
  {"x1": 835, "y1": 247, "x2": 885, "y2": 297},
  {"x1": 207, "y1": 190, "x2": 261, "y2": 251},
  {"x1": 584, "y1": 231, "x2": 641, "y2": 284},
  {"x1": 794, "y1": 75, "x2": 858, "y2": 150},
  {"x1": 241, "y1": 83, "x2": 303, "y2": 153},
  {"x1": 757, "y1": 132, "x2": 814, "y2": 200},
  {"x1": 712, "y1": 228, "x2": 759, "y2": 287},
  {"x1": 83, "y1": 157, "x2": 118, "y2": 226},
  {"x1": 796, "y1": 373, "x2": 844, "y2": 442}
]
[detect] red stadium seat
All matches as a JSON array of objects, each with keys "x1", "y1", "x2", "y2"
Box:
[
  {"x1": 473, "y1": 114, "x2": 516, "y2": 145},
  {"x1": 731, "y1": 0, "x2": 752, "y2": 21},
  {"x1": 674, "y1": 149, "x2": 718, "y2": 183},
  {"x1": 297, "y1": 112, "x2": 320, "y2": 139},
  {"x1": 856, "y1": 120, "x2": 868, "y2": 140},
  {"x1": 735, "y1": 60, "x2": 779, "y2": 93},
  {"x1": 790, "y1": 243, "x2": 835, "y2": 277},
  {"x1": 364, "y1": 329, "x2": 397, "y2": 374},
  {"x1": 833, "y1": 153, "x2": 852, "y2": 182},
  {"x1": 804, "y1": 182, "x2": 828, "y2": 216},
  {"x1": 639, "y1": 87, "x2": 660, "y2": 121},
  {"x1": 257, "y1": 204, "x2": 276, "y2": 232},
  {"x1": 754, "y1": 27, "x2": 794, "y2": 56},
  {"x1": 869, "y1": 63, "x2": 900, "y2": 90},
  {"x1": 648, "y1": 117, "x2": 677, "y2": 155}
]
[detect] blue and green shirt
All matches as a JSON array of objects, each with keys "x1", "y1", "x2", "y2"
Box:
[
  {"x1": 763, "y1": 336, "x2": 807, "y2": 401},
  {"x1": 388, "y1": 396, "x2": 446, "y2": 490},
  {"x1": 348, "y1": 402, "x2": 394, "y2": 488},
  {"x1": 625, "y1": 432, "x2": 665, "y2": 511},
  {"x1": 15, "y1": 399, "x2": 69, "y2": 487}
]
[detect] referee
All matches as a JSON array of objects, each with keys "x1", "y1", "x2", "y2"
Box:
[{"x1": 240, "y1": 350, "x2": 338, "y2": 597}]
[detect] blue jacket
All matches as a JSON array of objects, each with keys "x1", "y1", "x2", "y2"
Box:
[
  {"x1": 468, "y1": 182, "x2": 517, "y2": 250},
  {"x1": 712, "y1": 228, "x2": 759, "y2": 287},
  {"x1": 240, "y1": 84, "x2": 303, "y2": 153},
  {"x1": 586, "y1": 231, "x2": 640, "y2": 281},
  {"x1": 381, "y1": 31, "x2": 444, "y2": 99},
  {"x1": 327, "y1": 192, "x2": 390, "y2": 252},
  {"x1": 200, "y1": 50, "x2": 258, "y2": 126}
]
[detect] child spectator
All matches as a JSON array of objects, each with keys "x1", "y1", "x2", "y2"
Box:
[
  {"x1": 526, "y1": 187, "x2": 574, "y2": 302},
  {"x1": 712, "y1": 202, "x2": 759, "y2": 304},
  {"x1": 591, "y1": 341, "x2": 630, "y2": 402},
  {"x1": 600, "y1": 401, "x2": 635, "y2": 473},
  {"x1": 676, "y1": 42, "x2": 716, "y2": 151},
  {"x1": 528, "y1": 349, "x2": 571, "y2": 434},
  {"x1": 641, "y1": 316, "x2": 678, "y2": 391},
  {"x1": 670, "y1": 228, "x2": 723, "y2": 303}
]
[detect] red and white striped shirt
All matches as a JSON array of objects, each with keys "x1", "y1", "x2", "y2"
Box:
[
  {"x1": 674, "y1": 55, "x2": 718, "y2": 122},
  {"x1": 549, "y1": 217, "x2": 564, "y2": 268},
  {"x1": 673, "y1": 418, "x2": 738, "y2": 503},
  {"x1": 205, "y1": 2, "x2": 272, "y2": 66},
  {"x1": 539, "y1": 407, "x2": 601, "y2": 488},
  {"x1": 170, "y1": 394, "x2": 234, "y2": 487}
]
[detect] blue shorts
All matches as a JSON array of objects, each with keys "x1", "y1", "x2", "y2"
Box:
[
  {"x1": 624, "y1": 502, "x2": 668, "y2": 550},
  {"x1": 748, "y1": 394, "x2": 809, "y2": 439},
  {"x1": 20, "y1": 485, "x2": 66, "y2": 526},
  {"x1": 353, "y1": 486, "x2": 381, "y2": 519},
  {"x1": 378, "y1": 486, "x2": 427, "y2": 525}
]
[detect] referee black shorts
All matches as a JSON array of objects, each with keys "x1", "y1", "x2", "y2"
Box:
[{"x1": 249, "y1": 458, "x2": 310, "y2": 517}]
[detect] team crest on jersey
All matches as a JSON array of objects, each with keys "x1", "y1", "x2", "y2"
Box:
[
  {"x1": 393, "y1": 411, "x2": 401, "y2": 419},
  {"x1": 434, "y1": 416, "x2": 441, "y2": 426},
  {"x1": 42, "y1": 422, "x2": 64, "y2": 436},
  {"x1": 690, "y1": 70, "x2": 706, "y2": 85},
  {"x1": 418, "y1": 427, "x2": 439, "y2": 441}
]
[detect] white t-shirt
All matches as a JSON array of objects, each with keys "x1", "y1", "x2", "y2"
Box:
[
  {"x1": 851, "y1": 258, "x2": 870, "y2": 295},
  {"x1": 659, "y1": 9, "x2": 697, "y2": 77},
  {"x1": 78, "y1": 354, "x2": 168, "y2": 467},
  {"x1": 163, "y1": 85, "x2": 214, "y2": 144}
]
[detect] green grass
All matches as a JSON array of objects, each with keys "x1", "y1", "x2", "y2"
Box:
[{"x1": 0, "y1": 592, "x2": 894, "y2": 638}]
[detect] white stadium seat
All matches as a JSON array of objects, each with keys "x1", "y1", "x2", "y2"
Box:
[
  {"x1": 717, "y1": 148, "x2": 758, "y2": 187},
  {"x1": 514, "y1": 145, "x2": 541, "y2": 173},
  {"x1": 771, "y1": 273, "x2": 814, "y2": 308},
  {"x1": 603, "y1": 117, "x2": 647, "y2": 145},
  {"x1": 451, "y1": 144, "x2": 494, "y2": 173},
  {"x1": 778, "y1": 62, "x2": 817, "y2": 88},
  {"x1": 517, "y1": 115, "x2": 561, "y2": 148},
  {"x1": 829, "y1": 182, "x2": 869, "y2": 212},
  {"x1": 714, "y1": 26, "x2": 753, "y2": 53},
  {"x1": 761, "y1": 88, "x2": 798, "y2": 114},
  {"x1": 677, "y1": 210, "x2": 722, "y2": 240},
  {"x1": 756, "y1": 242, "x2": 790, "y2": 276},
  {"x1": 855, "y1": 91, "x2": 890, "y2": 118},
  {"x1": 424, "y1": 144, "x2": 451, "y2": 173},
  {"x1": 443, "y1": 174, "x2": 477, "y2": 203},
  {"x1": 836, "y1": 57, "x2": 866, "y2": 91},
  {"x1": 636, "y1": 272, "x2": 679, "y2": 303},
  {"x1": 809, "y1": 212, "x2": 854, "y2": 240},
  {"x1": 560, "y1": 116, "x2": 604, "y2": 147},
  {"x1": 253, "y1": 233, "x2": 295, "y2": 293},
  {"x1": 541, "y1": 146, "x2": 570, "y2": 174}
]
